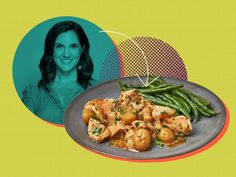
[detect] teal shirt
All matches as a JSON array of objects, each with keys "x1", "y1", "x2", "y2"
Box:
[{"x1": 22, "y1": 80, "x2": 100, "y2": 124}]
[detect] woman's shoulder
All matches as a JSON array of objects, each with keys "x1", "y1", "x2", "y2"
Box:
[
  {"x1": 23, "y1": 81, "x2": 39, "y2": 91},
  {"x1": 23, "y1": 81, "x2": 45, "y2": 94}
]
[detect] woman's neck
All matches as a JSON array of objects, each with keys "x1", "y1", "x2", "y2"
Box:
[{"x1": 54, "y1": 68, "x2": 77, "y2": 83}]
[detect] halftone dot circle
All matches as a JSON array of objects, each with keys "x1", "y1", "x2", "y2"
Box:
[
  {"x1": 99, "y1": 47, "x2": 123, "y2": 81},
  {"x1": 99, "y1": 36, "x2": 187, "y2": 81},
  {"x1": 118, "y1": 36, "x2": 187, "y2": 80}
]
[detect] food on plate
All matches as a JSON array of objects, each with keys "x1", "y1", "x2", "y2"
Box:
[
  {"x1": 83, "y1": 89, "x2": 192, "y2": 151},
  {"x1": 81, "y1": 77, "x2": 217, "y2": 152}
]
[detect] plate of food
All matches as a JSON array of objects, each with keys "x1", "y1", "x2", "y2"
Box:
[{"x1": 64, "y1": 76, "x2": 226, "y2": 160}]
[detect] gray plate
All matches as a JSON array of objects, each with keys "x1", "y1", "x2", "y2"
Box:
[{"x1": 64, "y1": 76, "x2": 226, "y2": 160}]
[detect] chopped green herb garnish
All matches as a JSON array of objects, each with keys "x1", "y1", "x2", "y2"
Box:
[
  {"x1": 90, "y1": 115, "x2": 99, "y2": 120},
  {"x1": 176, "y1": 132, "x2": 185, "y2": 137},
  {"x1": 153, "y1": 139, "x2": 164, "y2": 149},
  {"x1": 161, "y1": 111, "x2": 168, "y2": 115},
  {"x1": 112, "y1": 100, "x2": 118, "y2": 105},
  {"x1": 132, "y1": 111, "x2": 138, "y2": 116},
  {"x1": 115, "y1": 117, "x2": 120, "y2": 124},
  {"x1": 95, "y1": 106, "x2": 100, "y2": 110},
  {"x1": 162, "y1": 124, "x2": 168, "y2": 128},
  {"x1": 134, "y1": 122, "x2": 140, "y2": 127},
  {"x1": 92, "y1": 127, "x2": 102, "y2": 135},
  {"x1": 117, "y1": 107, "x2": 126, "y2": 114},
  {"x1": 125, "y1": 95, "x2": 130, "y2": 100},
  {"x1": 156, "y1": 128, "x2": 160, "y2": 133}
]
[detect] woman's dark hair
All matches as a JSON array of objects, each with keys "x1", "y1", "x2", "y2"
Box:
[{"x1": 38, "y1": 21, "x2": 94, "y2": 90}]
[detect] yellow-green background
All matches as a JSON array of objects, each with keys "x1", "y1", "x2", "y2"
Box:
[{"x1": 1, "y1": 0, "x2": 235, "y2": 177}]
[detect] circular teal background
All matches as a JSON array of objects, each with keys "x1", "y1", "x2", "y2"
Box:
[{"x1": 13, "y1": 16, "x2": 120, "y2": 98}]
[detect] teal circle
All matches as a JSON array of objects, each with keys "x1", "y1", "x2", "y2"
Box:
[{"x1": 13, "y1": 16, "x2": 120, "y2": 99}]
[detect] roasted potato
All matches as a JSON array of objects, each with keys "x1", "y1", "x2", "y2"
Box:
[
  {"x1": 133, "y1": 128, "x2": 152, "y2": 151},
  {"x1": 158, "y1": 128, "x2": 175, "y2": 143},
  {"x1": 119, "y1": 108, "x2": 137, "y2": 125}
]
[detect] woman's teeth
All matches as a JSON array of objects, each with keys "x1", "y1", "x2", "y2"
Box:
[{"x1": 61, "y1": 59, "x2": 73, "y2": 63}]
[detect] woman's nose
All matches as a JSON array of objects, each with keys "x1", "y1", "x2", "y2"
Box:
[{"x1": 64, "y1": 47, "x2": 71, "y2": 57}]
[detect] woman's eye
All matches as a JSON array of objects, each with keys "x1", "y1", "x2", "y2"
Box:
[
  {"x1": 55, "y1": 44, "x2": 63, "y2": 49},
  {"x1": 71, "y1": 44, "x2": 79, "y2": 48}
]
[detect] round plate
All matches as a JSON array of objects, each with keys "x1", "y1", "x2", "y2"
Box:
[{"x1": 64, "y1": 76, "x2": 226, "y2": 160}]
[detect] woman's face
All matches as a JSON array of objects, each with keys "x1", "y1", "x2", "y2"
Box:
[{"x1": 53, "y1": 30, "x2": 82, "y2": 73}]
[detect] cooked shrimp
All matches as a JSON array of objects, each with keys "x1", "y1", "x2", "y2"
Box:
[
  {"x1": 100, "y1": 98, "x2": 116, "y2": 115},
  {"x1": 138, "y1": 105, "x2": 153, "y2": 122},
  {"x1": 119, "y1": 90, "x2": 145, "y2": 111},
  {"x1": 88, "y1": 118, "x2": 110, "y2": 143},
  {"x1": 106, "y1": 111, "x2": 117, "y2": 125},
  {"x1": 162, "y1": 115, "x2": 192, "y2": 135},
  {"x1": 119, "y1": 90, "x2": 140, "y2": 102},
  {"x1": 108, "y1": 120, "x2": 125, "y2": 137},
  {"x1": 83, "y1": 99, "x2": 109, "y2": 125},
  {"x1": 152, "y1": 105, "x2": 175, "y2": 120},
  {"x1": 124, "y1": 128, "x2": 135, "y2": 150}
]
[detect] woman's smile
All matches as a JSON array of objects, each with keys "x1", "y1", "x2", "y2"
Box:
[{"x1": 60, "y1": 58, "x2": 74, "y2": 63}]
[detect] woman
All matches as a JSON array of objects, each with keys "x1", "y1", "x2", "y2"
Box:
[{"x1": 22, "y1": 21, "x2": 100, "y2": 124}]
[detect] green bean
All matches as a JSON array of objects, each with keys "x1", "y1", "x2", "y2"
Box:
[
  {"x1": 156, "y1": 77, "x2": 167, "y2": 84},
  {"x1": 155, "y1": 94, "x2": 173, "y2": 103},
  {"x1": 162, "y1": 93, "x2": 191, "y2": 115},
  {"x1": 172, "y1": 95, "x2": 191, "y2": 113},
  {"x1": 146, "y1": 77, "x2": 159, "y2": 86},
  {"x1": 172, "y1": 90, "x2": 199, "y2": 122},
  {"x1": 180, "y1": 88, "x2": 210, "y2": 106},
  {"x1": 197, "y1": 106, "x2": 212, "y2": 117},
  {"x1": 191, "y1": 97, "x2": 217, "y2": 116},
  {"x1": 201, "y1": 106, "x2": 217, "y2": 116},
  {"x1": 142, "y1": 94, "x2": 191, "y2": 119},
  {"x1": 179, "y1": 87, "x2": 216, "y2": 116},
  {"x1": 138, "y1": 84, "x2": 184, "y2": 94},
  {"x1": 162, "y1": 93, "x2": 183, "y2": 108},
  {"x1": 149, "y1": 77, "x2": 210, "y2": 106},
  {"x1": 156, "y1": 84, "x2": 171, "y2": 88}
]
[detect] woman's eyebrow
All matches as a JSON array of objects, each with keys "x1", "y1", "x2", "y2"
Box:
[
  {"x1": 71, "y1": 42, "x2": 81, "y2": 45},
  {"x1": 70, "y1": 43, "x2": 82, "y2": 47},
  {"x1": 55, "y1": 43, "x2": 63, "y2": 45},
  {"x1": 55, "y1": 42, "x2": 80, "y2": 45}
]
